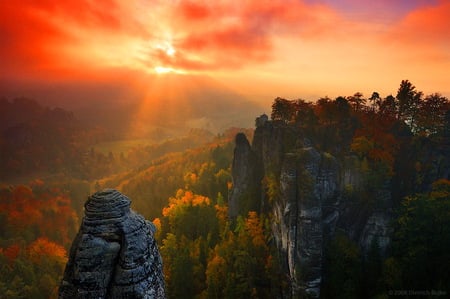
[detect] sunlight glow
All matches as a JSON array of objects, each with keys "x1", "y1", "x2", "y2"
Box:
[
  {"x1": 1, "y1": 0, "x2": 448, "y2": 98},
  {"x1": 154, "y1": 66, "x2": 174, "y2": 74},
  {"x1": 157, "y1": 42, "x2": 176, "y2": 57},
  {"x1": 154, "y1": 64, "x2": 186, "y2": 75},
  {"x1": 166, "y1": 46, "x2": 175, "y2": 57}
]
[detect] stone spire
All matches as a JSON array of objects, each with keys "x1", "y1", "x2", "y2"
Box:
[{"x1": 59, "y1": 189, "x2": 165, "y2": 299}]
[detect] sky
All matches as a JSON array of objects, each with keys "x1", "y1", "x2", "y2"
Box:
[{"x1": 1, "y1": 0, "x2": 449, "y2": 106}]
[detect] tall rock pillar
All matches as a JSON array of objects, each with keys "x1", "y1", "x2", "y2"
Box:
[
  {"x1": 228, "y1": 133, "x2": 261, "y2": 218},
  {"x1": 58, "y1": 189, "x2": 165, "y2": 299}
]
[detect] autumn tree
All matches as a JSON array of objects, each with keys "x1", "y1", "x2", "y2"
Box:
[
  {"x1": 416, "y1": 93, "x2": 449, "y2": 135},
  {"x1": 378, "y1": 95, "x2": 397, "y2": 121},
  {"x1": 294, "y1": 99, "x2": 317, "y2": 127},
  {"x1": 271, "y1": 97, "x2": 296, "y2": 123},
  {"x1": 205, "y1": 212, "x2": 272, "y2": 299},
  {"x1": 160, "y1": 190, "x2": 220, "y2": 297},
  {"x1": 313, "y1": 96, "x2": 358, "y2": 153},
  {"x1": 391, "y1": 179, "x2": 450, "y2": 290},
  {"x1": 348, "y1": 92, "x2": 366, "y2": 112},
  {"x1": 368, "y1": 92, "x2": 381, "y2": 111},
  {"x1": 396, "y1": 80, "x2": 423, "y2": 129}
]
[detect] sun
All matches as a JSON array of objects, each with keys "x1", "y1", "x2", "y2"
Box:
[
  {"x1": 152, "y1": 41, "x2": 180, "y2": 74},
  {"x1": 166, "y1": 46, "x2": 175, "y2": 57},
  {"x1": 157, "y1": 42, "x2": 176, "y2": 57}
]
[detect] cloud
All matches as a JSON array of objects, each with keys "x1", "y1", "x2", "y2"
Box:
[
  {"x1": 387, "y1": 0, "x2": 450, "y2": 46},
  {"x1": 0, "y1": 0, "x2": 345, "y2": 77},
  {"x1": 1, "y1": 0, "x2": 448, "y2": 88},
  {"x1": 149, "y1": 0, "x2": 344, "y2": 71},
  {"x1": 0, "y1": 0, "x2": 126, "y2": 80},
  {"x1": 376, "y1": 0, "x2": 450, "y2": 78},
  {"x1": 177, "y1": 1, "x2": 212, "y2": 20},
  {"x1": 0, "y1": 2, "x2": 66, "y2": 77}
]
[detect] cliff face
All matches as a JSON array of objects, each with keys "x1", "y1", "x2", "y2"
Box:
[
  {"x1": 229, "y1": 122, "x2": 392, "y2": 298},
  {"x1": 273, "y1": 148, "x2": 339, "y2": 297},
  {"x1": 228, "y1": 132, "x2": 262, "y2": 217},
  {"x1": 59, "y1": 189, "x2": 165, "y2": 299}
]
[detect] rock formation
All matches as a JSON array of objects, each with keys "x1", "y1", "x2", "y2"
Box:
[
  {"x1": 228, "y1": 132, "x2": 262, "y2": 217},
  {"x1": 229, "y1": 120, "x2": 393, "y2": 298},
  {"x1": 59, "y1": 189, "x2": 165, "y2": 299}
]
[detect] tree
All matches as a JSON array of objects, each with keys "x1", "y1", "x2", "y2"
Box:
[
  {"x1": 205, "y1": 212, "x2": 272, "y2": 299},
  {"x1": 206, "y1": 254, "x2": 227, "y2": 298},
  {"x1": 396, "y1": 80, "x2": 416, "y2": 120},
  {"x1": 369, "y1": 92, "x2": 381, "y2": 111},
  {"x1": 392, "y1": 179, "x2": 450, "y2": 290},
  {"x1": 271, "y1": 97, "x2": 296, "y2": 123},
  {"x1": 348, "y1": 92, "x2": 366, "y2": 112},
  {"x1": 294, "y1": 99, "x2": 317, "y2": 127},
  {"x1": 416, "y1": 93, "x2": 449, "y2": 135},
  {"x1": 396, "y1": 80, "x2": 422, "y2": 129},
  {"x1": 378, "y1": 95, "x2": 397, "y2": 121},
  {"x1": 322, "y1": 234, "x2": 362, "y2": 299}
]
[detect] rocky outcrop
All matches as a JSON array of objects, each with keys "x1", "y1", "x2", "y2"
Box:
[
  {"x1": 252, "y1": 120, "x2": 296, "y2": 175},
  {"x1": 271, "y1": 148, "x2": 339, "y2": 298},
  {"x1": 228, "y1": 133, "x2": 262, "y2": 217},
  {"x1": 229, "y1": 120, "x2": 393, "y2": 298},
  {"x1": 59, "y1": 189, "x2": 165, "y2": 299}
]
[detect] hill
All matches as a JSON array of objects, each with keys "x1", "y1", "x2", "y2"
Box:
[{"x1": 1, "y1": 73, "x2": 263, "y2": 138}]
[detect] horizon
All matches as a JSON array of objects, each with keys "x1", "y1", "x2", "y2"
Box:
[{"x1": 1, "y1": 0, "x2": 449, "y2": 108}]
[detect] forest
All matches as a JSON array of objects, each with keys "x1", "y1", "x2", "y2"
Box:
[{"x1": 0, "y1": 80, "x2": 449, "y2": 298}]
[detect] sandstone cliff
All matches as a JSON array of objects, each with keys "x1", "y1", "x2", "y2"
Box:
[
  {"x1": 59, "y1": 189, "x2": 165, "y2": 299},
  {"x1": 228, "y1": 132, "x2": 262, "y2": 217},
  {"x1": 229, "y1": 120, "x2": 392, "y2": 298}
]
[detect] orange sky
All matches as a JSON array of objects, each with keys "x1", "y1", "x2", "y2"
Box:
[{"x1": 1, "y1": 0, "x2": 449, "y2": 104}]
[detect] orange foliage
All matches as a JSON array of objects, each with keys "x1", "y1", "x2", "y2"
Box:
[
  {"x1": 351, "y1": 118, "x2": 398, "y2": 174},
  {"x1": 3, "y1": 244, "x2": 21, "y2": 263},
  {"x1": 227, "y1": 181, "x2": 233, "y2": 190},
  {"x1": 206, "y1": 254, "x2": 227, "y2": 287},
  {"x1": 12, "y1": 185, "x2": 33, "y2": 200},
  {"x1": 184, "y1": 172, "x2": 198, "y2": 187},
  {"x1": 0, "y1": 184, "x2": 79, "y2": 247},
  {"x1": 153, "y1": 217, "x2": 162, "y2": 231},
  {"x1": 27, "y1": 237, "x2": 67, "y2": 264},
  {"x1": 214, "y1": 204, "x2": 228, "y2": 227},
  {"x1": 152, "y1": 217, "x2": 162, "y2": 240},
  {"x1": 245, "y1": 211, "x2": 266, "y2": 248},
  {"x1": 29, "y1": 179, "x2": 45, "y2": 187}
]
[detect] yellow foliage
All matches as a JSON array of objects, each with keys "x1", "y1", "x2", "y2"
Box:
[{"x1": 162, "y1": 189, "x2": 211, "y2": 217}]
